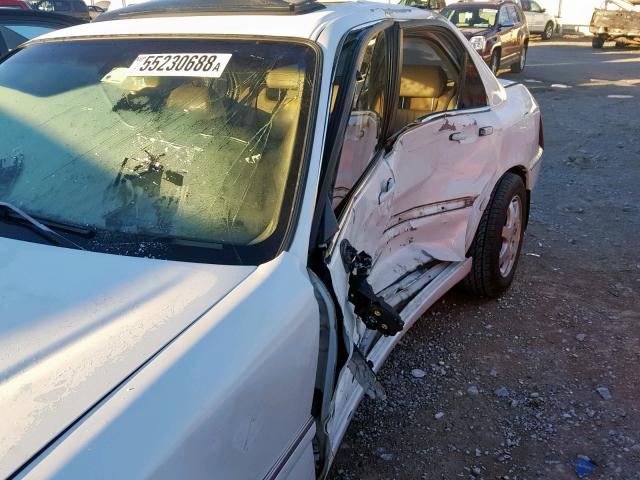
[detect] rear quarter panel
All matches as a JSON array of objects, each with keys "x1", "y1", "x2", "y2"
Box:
[
  {"x1": 494, "y1": 83, "x2": 541, "y2": 188},
  {"x1": 464, "y1": 82, "x2": 541, "y2": 251}
]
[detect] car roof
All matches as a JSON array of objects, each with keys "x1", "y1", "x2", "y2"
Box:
[
  {"x1": 97, "y1": 0, "x2": 327, "y2": 20},
  {"x1": 35, "y1": 1, "x2": 436, "y2": 42}
]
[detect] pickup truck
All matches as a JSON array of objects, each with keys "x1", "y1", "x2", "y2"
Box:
[{"x1": 591, "y1": 0, "x2": 640, "y2": 48}]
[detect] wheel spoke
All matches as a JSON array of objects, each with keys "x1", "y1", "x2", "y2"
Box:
[{"x1": 499, "y1": 195, "x2": 523, "y2": 278}]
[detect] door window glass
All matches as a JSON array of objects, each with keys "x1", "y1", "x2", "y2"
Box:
[
  {"x1": 55, "y1": 0, "x2": 72, "y2": 10},
  {"x1": 498, "y1": 6, "x2": 510, "y2": 25},
  {"x1": 332, "y1": 30, "x2": 389, "y2": 207},
  {"x1": 458, "y1": 54, "x2": 488, "y2": 109},
  {"x1": 39, "y1": 0, "x2": 71, "y2": 11},
  {"x1": 530, "y1": 1, "x2": 543, "y2": 12},
  {"x1": 521, "y1": 0, "x2": 531, "y2": 10},
  {"x1": 391, "y1": 33, "x2": 459, "y2": 134},
  {"x1": 507, "y1": 5, "x2": 519, "y2": 23},
  {"x1": 36, "y1": 0, "x2": 63, "y2": 10}
]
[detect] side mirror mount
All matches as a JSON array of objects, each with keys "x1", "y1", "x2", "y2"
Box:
[{"x1": 541, "y1": 7, "x2": 546, "y2": 12}]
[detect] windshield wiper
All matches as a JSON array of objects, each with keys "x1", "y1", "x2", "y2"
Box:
[{"x1": 0, "y1": 201, "x2": 85, "y2": 250}]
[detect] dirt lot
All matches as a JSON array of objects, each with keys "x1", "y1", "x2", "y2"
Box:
[{"x1": 329, "y1": 38, "x2": 640, "y2": 480}]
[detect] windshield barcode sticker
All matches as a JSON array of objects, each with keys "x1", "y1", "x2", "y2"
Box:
[{"x1": 128, "y1": 53, "x2": 232, "y2": 78}]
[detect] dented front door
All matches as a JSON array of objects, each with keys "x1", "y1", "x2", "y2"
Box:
[{"x1": 379, "y1": 109, "x2": 500, "y2": 275}]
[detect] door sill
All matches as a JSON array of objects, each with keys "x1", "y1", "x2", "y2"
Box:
[
  {"x1": 369, "y1": 258, "x2": 472, "y2": 369},
  {"x1": 379, "y1": 261, "x2": 451, "y2": 310},
  {"x1": 326, "y1": 259, "x2": 472, "y2": 463}
]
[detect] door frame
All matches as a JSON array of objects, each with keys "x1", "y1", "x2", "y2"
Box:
[
  {"x1": 308, "y1": 20, "x2": 401, "y2": 476},
  {"x1": 312, "y1": 18, "x2": 492, "y2": 473},
  {"x1": 309, "y1": 19, "x2": 399, "y2": 256}
]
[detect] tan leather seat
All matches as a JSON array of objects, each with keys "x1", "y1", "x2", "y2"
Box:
[
  {"x1": 165, "y1": 83, "x2": 216, "y2": 120},
  {"x1": 393, "y1": 65, "x2": 449, "y2": 133},
  {"x1": 248, "y1": 65, "x2": 305, "y2": 244}
]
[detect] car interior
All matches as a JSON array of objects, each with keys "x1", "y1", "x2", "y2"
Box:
[
  {"x1": 106, "y1": 64, "x2": 306, "y2": 244},
  {"x1": 392, "y1": 35, "x2": 460, "y2": 133},
  {"x1": 331, "y1": 29, "x2": 463, "y2": 207}
]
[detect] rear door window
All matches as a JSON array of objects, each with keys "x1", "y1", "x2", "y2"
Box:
[
  {"x1": 458, "y1": 54, "x2": 488, "y2": 109},
  {"x1": 391, "y1": 32, "x2": 460, "y2": 134}
]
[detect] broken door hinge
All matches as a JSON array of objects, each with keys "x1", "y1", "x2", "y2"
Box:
[
  {"x1": 347, "y1": 345, "x2": 386, "y2": 401},
  {"x1": 340, "y1": 240, "x2": 404, "y2": 337}
]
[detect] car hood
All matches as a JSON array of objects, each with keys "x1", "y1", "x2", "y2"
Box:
[
  {"x1": 0, "y1": 237, "x2": 255, "y2": 478},
  {"x1": 460, "y1": 27, "x2": 492, "y2": 39}
]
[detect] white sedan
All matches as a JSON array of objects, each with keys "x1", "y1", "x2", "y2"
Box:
[{"x1": 0, "y1": 0, "x2": 543, "y2": 478}]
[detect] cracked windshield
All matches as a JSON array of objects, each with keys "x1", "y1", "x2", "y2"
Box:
[{"x1": 0, "y1": 39, "x2": 316, "y2": 263}]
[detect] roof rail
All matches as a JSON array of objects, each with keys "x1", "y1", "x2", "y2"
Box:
[{"x1": 95, "y1": 0, "x2": 325, "y2": 22}]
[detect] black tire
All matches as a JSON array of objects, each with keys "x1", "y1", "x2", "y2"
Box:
[
  {"x1": 489, "y1": 50, "x2": 500, "y2": 76},
  {"x1": 510, "y1": 45, "x2": 527, "y2": 73},
  {"x1": 615, "y1": 40, "x2": 627, "y2": 49},
  {"x1": 542, "y1": 22, "x2": 554, "y2": 40},
  {"x1": 460, "y1": 173, "x2": 527, "y2": 298},
  {"x1": 592, "y1": 36, "x2": 606, "y2": 49}
]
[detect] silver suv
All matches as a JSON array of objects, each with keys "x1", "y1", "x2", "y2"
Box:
[{"x1": 520, "y1": 0, "x2": 556, "y2": 40}]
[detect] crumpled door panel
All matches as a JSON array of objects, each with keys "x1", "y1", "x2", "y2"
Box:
[{"x1": 378, "y1": 113, "x2": 499, "y2": 278}]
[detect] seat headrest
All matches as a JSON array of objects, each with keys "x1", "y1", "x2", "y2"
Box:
[
  {"x1": 399, "y1": 65, "x2": 447, "y2": 98},
  {"x1": 166, "y1": 84, "x2": 215, "y2": 118},
  {"x1": 266, "y1": 65, "x2": 304, "y2": 91}
]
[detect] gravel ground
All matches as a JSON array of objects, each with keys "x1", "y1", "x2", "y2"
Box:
[{"x1": 328, "y1": 38, "x2": 640, "y2": 480}]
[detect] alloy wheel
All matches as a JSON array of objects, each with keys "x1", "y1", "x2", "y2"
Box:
[{"x1": 499, "y1": 195, "x2": 523, "y2": 277}]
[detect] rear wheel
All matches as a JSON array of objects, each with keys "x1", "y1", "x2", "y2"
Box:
[
  {"x1": 460, "y1": 173, "x2": 527, "y2": 298},
  {"x1": 592, "y1": 35, "x2": 606, "y2": 49},
  {"x1": 510, "y1": 45, "x2": 527, "y2": 73},
  {"x1": 489, "y1": 50, "x2": 500, "y2": 75},
  {"x1": 542, "y1": 22, "x2": 554, "y2": 40}
]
